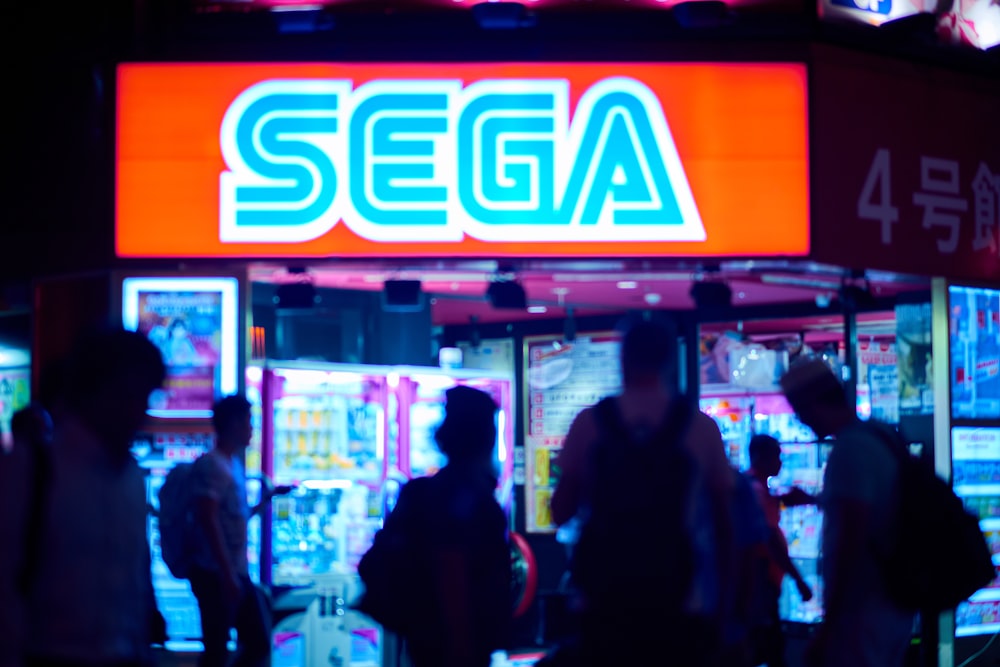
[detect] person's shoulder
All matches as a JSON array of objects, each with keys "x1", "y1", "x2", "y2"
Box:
[
  {"x1": 190, "y1": 451, "x2": 228, "y2": 483},
  {"x1": 689, "y1": 409, "x2": 720, "y2": 430},
  {"x1": 190, "y1": 451, "x2": 216, "y2": 472},
  {"x1": 560, "y1": 406, "x2": 599, "y2": 454},
  {"x1": 399, "y1": 476, "x2": 434, "y2": 502},
  {"x1": 686, "y1": 408, "x2": 723, "y2": 442},
  {"x1": 571, "y1": 405, "x2": 599, "y2": 430}
]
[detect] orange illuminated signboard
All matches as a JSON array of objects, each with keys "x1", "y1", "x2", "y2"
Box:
[{"x1": 116, "y1": 63, "x2": 809, "y2": 259}]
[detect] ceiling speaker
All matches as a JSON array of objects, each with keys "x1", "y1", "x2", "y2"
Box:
[
  {"x1": 382, "y1": 280, "x2": 425, "y2": 313},
  {"x1": 274, "y1": 283, "x2": 318, "y2": 309},
  {"x1": 486, "y1": 281, "x2": 528, "y2": 310},
  {"x1": 690, "y1": 281, "x2": 732, "y2": 309}
]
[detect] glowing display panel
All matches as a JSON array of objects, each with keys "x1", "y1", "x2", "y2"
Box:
[{"x1": 116, "y1": 63, "x2": 809, "y2": 259}]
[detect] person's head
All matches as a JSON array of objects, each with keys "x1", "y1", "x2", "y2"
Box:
[
  {"x1": 619, "y1": 316, "x2": 677, "y2": 389},
  {"x1": 749, "y1": 434, "x2": 782, "y2": 478},
  {"x1": 11, "y1": 404, "x2": 54, "y2": 451},
  {"x1": 434, "y1": 385, "x2": 498, "y2": 466},
  {"x1": 168, "y1": 318, "x2": 189, "y2": 339},
  {"x1": 63, "y1": 327, "x2": 166, "y2": 457},
  {"x1": 212, "y1": 395, "x2": 253, "y2": 452},
  {"x1": 780, "y1": 357, "x2": 852, "y2": 439}
]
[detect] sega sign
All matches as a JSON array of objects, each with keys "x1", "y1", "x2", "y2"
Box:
[{"x1": 116, "y1": 63, "x2": 809, "y2": 258}]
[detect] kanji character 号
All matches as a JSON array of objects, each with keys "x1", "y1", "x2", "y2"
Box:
[{"x1": 912, "y1": 157, "x2": 968, "y2": 254}]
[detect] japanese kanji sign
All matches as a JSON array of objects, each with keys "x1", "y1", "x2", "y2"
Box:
[{"x1": 812, "y1": 45, "x2": 1000, "y2": 281}]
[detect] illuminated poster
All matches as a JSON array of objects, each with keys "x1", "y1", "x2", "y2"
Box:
[
  {"x1": 123, "y1": 277, "x2": 239, "y2": 418},
  {"x1": 896, "y1": 303, "x2": 935, "y2": 416},
  {"x1": 950, "y1": 286, "x2": 1000, "y2": 420},
  {"x1": 857, "y1": 340, "x2": 899, "y2": 423},
  {"x1": 524, "y1": 332, "x2": 621, "y2": 533}
]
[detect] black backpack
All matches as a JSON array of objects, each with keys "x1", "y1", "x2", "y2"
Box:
[
  {"x1": 570, "y1": 396, "x2": 696, "y2": 608},
  {"x1": 875, "y1": 426, "x2": 996, "y2": 612},
  {"x1": 357, "y1": 471, "x2": 511, "y2": 647}
]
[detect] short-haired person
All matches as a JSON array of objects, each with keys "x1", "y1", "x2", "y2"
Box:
[
  {"x1": 550, "y1": 318, "x2": 738, "y2": 667},
  {"x1": 360, "y1": 385, "x2": 511, "y2": 667},
  {"x1": 780, "y1": 359, "x2": 913, "y2": 667},
  {"x1": 189, "y1": 395, "x2": 289, "y2": 667},
  {"x1": 0, "y1": 327, "x2": 167, "y2": 667}
]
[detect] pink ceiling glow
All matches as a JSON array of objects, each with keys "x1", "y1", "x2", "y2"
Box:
[{"x1": 249, "y1": 263, "x2": 927, "y2": 326}]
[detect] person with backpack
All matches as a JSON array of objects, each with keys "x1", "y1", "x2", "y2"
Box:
[
  {"x1": 187, "y1": 395, "x2": 289, "y2": 667},
  {"x1": 0, "y1": 327, "x2": 167, "y2": 667},
  {"x1": 550, "y1": 318, "x2": 737, "y2": 667},
  {"x1": 780, "y1": 358, "x2": 914, "y2": 667},
  {"x1": 357, "y1": 385, "x2": 511, "y2": 667}
]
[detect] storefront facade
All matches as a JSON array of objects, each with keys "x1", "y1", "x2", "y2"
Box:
[{"x1": 17, "y1": 6, "x2": 999, "y2": 663}]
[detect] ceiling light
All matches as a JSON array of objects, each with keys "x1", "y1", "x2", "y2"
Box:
[
  {"x1": 617, "y1": 281, "x2": 638, "y2": 290},
  {"x1": 528, "y1": 306, "x2": 548, "y2": 314},
  {"x1": 644, "y1": 293, "x2": 662, "y2": 305}
]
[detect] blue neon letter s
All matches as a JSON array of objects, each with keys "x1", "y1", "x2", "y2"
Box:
[{"x1": 220, "y1": 81, "x2": 345, "y2": 243}]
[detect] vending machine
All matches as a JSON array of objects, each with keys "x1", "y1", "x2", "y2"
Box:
[
  {"x1": 252, "y1": 362, "x2": 516, "y2": 667},
  {"x1": 250, "y1": 361, "x2": 518, "y2": 586},
  {"x1": 249, "y1": 362, "x2": 389, "y2": 588}
]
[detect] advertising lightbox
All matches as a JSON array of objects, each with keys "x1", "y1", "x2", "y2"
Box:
[
  {"x1": 122, "y1": 277, "x2": 240, "y2": 418},
  {"x1": 116, "y1": 62, "x2": 809, "y2": 260}
]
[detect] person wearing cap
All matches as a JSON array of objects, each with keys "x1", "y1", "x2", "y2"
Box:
[
  {"x1": 780, "y1": 358, "x2": 913, "y2": 667},
  {"x1": 365, "y1": 385, "x2": 511, "y2": 667}
]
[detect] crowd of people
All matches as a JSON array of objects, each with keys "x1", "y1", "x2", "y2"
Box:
[{"x1": 0, "y1": 320, "x2": 918, "y2": 667}]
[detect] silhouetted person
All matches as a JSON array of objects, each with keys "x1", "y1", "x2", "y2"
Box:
[
  {"x1": 551, "y1": 318, "x2": 737, "y2": 667},
  {"x1": 781, "y1": 359, "x2": 913, "y2": 667},
  {"x1": 746, "y1": 434, "x2": 815, "y2": 667},
  {"x1": 0, "y1": 327, "x2": 167, "y2": 667},
  {"x1": 189, "y1": 395, "x2": 280, "y2": 667},
  {"x1": 9, "y1": 404, "x2": 54, "y2": 457},
  {"x1": 722, "y1": 464, "x2": 770, "y2": 667},
  {"x1": 361, "y1": 385, "x2": 511, "y2": 667}
]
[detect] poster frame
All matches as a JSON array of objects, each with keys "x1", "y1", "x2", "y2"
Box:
[{"x1": 121, "y1": 276, "x2": 240, "y2": 419}]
